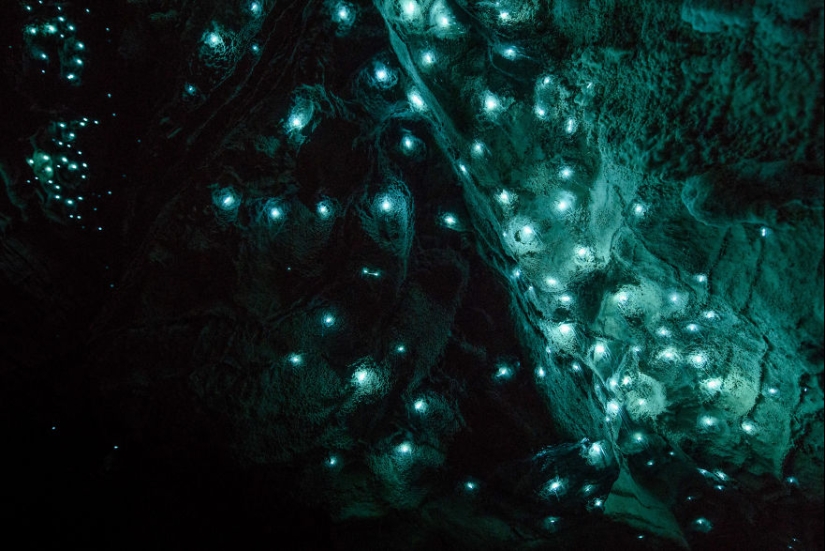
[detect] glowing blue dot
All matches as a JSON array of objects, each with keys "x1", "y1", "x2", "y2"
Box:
[
  {"x1": 401, "y1": 0, "x2": 419, "y2": 18},
  {"x1": 408, "y1": 90, "x2": 425, "y2": 110},
  {"x1": 375, "y1": 66, "x2": 389, "y2": 82},
  {"x1": 483, "y1": 93, "x2": 500, "y2": 111},
  {"x1": 317, "y1": 201, "x2": 332, "y2": 218}
]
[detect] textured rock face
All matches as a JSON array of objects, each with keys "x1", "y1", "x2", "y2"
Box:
[{"x1": 1, "y1": 0, "x2": 822, "y2": 548}]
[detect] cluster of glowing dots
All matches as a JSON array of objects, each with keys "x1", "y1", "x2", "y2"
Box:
[
  {"x1": 26, "y1": 119, "x2": 103, "y2": 226},
  {"x1": 23, "y1": 5, "x2": 87, "y2": 82}
]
